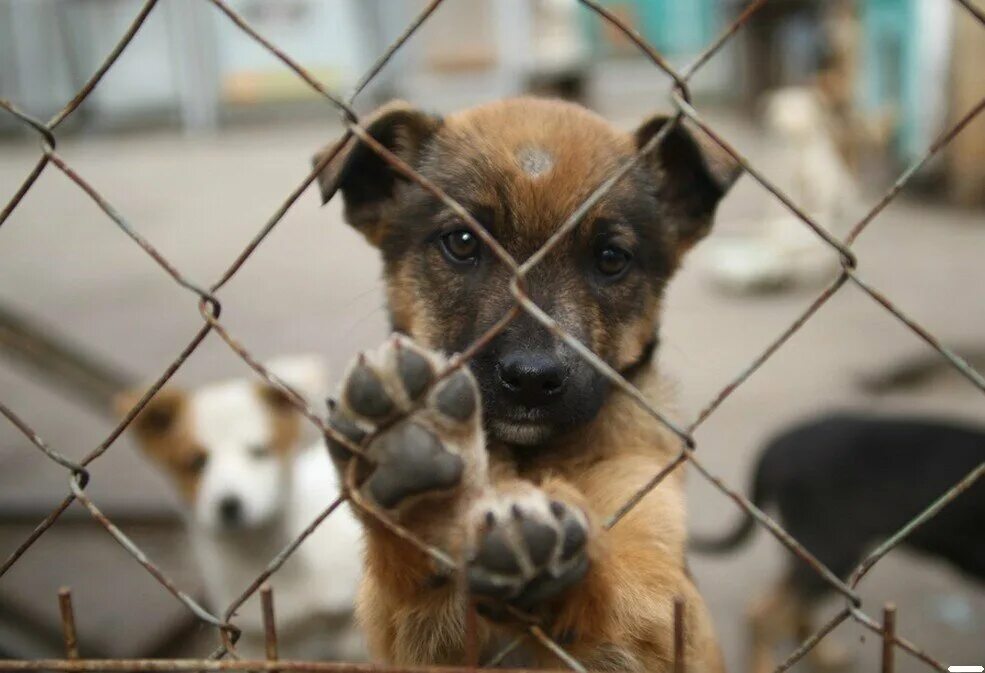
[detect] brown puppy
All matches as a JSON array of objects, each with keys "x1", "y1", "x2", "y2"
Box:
[{"x1": 314, "y1": 98, "x2": 740, "y2": 671}]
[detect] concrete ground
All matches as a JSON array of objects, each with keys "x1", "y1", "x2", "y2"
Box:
[{"x1": 1, "y1": 98, "x2": 983, "y2": 669}]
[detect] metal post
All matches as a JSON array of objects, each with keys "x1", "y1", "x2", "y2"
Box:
[
  {"x1": 881, "y1": 603, "x2": 896, "y2": 673},
  {"x1": 260, "y1": 585, "x2": 278, "y2": 668},
  {"x1": 673, "y1": 596, "x2": 686, "y2": 673},
  {"x1": 57, "y1": 587, "x2": 80, "y2": 660}
]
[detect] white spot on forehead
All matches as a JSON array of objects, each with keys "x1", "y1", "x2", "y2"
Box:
[{"x1": 516, "y1": 146, "x2": 554, "y2": 178}]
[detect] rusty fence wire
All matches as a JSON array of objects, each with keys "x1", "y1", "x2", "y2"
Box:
[{"x1": 1, "y1": 0, "x2": 984, "y2": 672}]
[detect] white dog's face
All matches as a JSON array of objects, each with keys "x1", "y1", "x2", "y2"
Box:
[
  {"x1": 120, "y1": 356, "x2": 327, "y2": 534},
  {"x1": 191, "y1": 382, "x2": 291, "y2": 532}
]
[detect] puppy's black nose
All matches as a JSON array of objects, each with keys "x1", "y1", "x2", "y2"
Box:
[
  {"x1": 218, "y1": 495, "x2": 242, "y2": 526},
  {"x1": 497, "y1": 352, "x2": 566, "y2": 408}
]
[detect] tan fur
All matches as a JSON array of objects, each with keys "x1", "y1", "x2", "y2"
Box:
[
  {"x1": 351, "y1": 369, "x2": 724, "y2": 671},
  {"x1": 441, "y1": 100, "x2": 631, "y2": 245}
]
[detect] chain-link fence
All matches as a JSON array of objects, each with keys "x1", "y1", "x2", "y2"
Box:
[{"x1": 1, "y1": 0, "x2": 983, "y2": 671}]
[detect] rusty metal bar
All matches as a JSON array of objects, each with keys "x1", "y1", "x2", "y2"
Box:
[
  {"x1": 223, "y1": 496, "x2": 348, "y2": 629},
  {"x1": 209, "y1": 0, "x2": 447, "y2": 293},
  {"x1": 672, "y1": 92, "x2": 856, "y2": 268},
  {"x1": 685, "y1": 449, "x2": 861, "y2": 606},
  {"x1": 0, "y1": 663, "x2": 568, "y2": 673},
  {"x1": 483, "y1": 636, "x2": 525, "y2": 668},
  {"x1": 44, "y1": 151, "x2": 220, "y2": 310},
  {"x1": 850, "y1": 608, "x2": 947, "y2": 672},
  {"x1": 0, "y1": 155, "x2": 49, "y2": 227},
  {"x1": 47, "y1": 0, "x2": 160, "y2": 129},
  {"x1": 847, "y1": 273, "x2": 985, "y2": 393},
  {"x1": 0, "y1": 321, "x2": 212, "y2": 578},
  {"x1": 208, "y1": 131, "x2": 351, "y2": 293},
  {"x1": 205, "y1": 0, "x2": 355, "y2": 120},
  {"x1": 773, "y1": 608, "x2": 851, "y2": 673},
  {"x1": 67, "y1": 474, "x2": 236, "y2": 637},
  {"x1": 882, "y1": 604, "x2": 896, "y2": 673},
  {"x1": 606, "y1": 448, "x2": 688, "y2": 530},
  {"x1": 527, "y1": 626, "x2": 586, "y2": 673},
  {"x1": 673, "y1": 597, "x2": 685, "y2": 673},
  {"x1": 681, "y1": 0, "x2": 771, "y2": 80},
  {"x1": 577, "y1": 0, "x2": 689, "y2": 98},
  {"x1": 688, "y1": 273, "x2": 848, "y2": 432},
  {"x1": 57, "y1": 588, "x2": 80, "y2": 660},
  {"x1": 349, "y1": 0, "x2": 448, "y2": 102},
  {"x1": 953, "y1": 0, "x2": 985, "y2": 28},
  {"x1": 463, "y1": 600, "x2": 479, "y2": 669},
  {"x1": 261, "y1": 586, "x2": 279, "y2": 666},
  {"x1": 0, "y1": 98, "x2": 56, "y2": 145},
  {"x1": 844, "y1": 96, "x2": 985, "y2": 246},
  {"x1": 0, "y1": 403, "x2": 90, "y2": 488}
]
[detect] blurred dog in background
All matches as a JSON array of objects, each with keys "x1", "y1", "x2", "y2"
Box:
[
  {"x1": 119, "y1": 356, "x2": 365, "y2": 660},
  {"x1": 699, "y1": 86, "x2": 859, "y2": 293},
  {"x1": 692, "y1": 413, "x2": 985, "y2": 673}
]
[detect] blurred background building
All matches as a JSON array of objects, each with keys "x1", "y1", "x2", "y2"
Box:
[{"x1": 2, "y1": 0, "x2": 982, "y2": 200}]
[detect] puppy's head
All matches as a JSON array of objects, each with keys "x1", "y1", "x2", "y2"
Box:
[
  {"x1": 119, "y1": 356, "x2": 327, "y2": 531},
  {"x1": 315, "y1": 98, "x2": 739, "y2": 446}
]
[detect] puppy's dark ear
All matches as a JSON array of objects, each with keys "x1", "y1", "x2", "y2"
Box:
[
  {"x1": 635, "y1": 115, "x2": 742, "y2": 252},
  {"x1": 313, "y1": 101, "x2": 443, "y2": 246}
]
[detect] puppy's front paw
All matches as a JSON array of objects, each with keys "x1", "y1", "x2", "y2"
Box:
[
  {"x1": 468, "y1": 492, "x2": 589, "y2": 613},
  {"x1": 328, "y1": 335, "x2": 484, "y2": 510}
]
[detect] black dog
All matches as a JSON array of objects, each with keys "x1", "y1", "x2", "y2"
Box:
[{"x1": 693, "y1": 413, "x2": 984, "y2": 673}]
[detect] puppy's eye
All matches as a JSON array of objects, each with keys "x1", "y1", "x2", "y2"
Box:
[
  {"x1": 249, "y1": 444, "x2": 271, "y2": 460},
  {"x1": 188, "y1": 451, "x2": 208, "y2": 473},
  {"x1": 439, "y1": 229, "x2": 480, "y2": 264},
  {"x1": 596, "y1": 245, "x2": 632, "y2": 277}
]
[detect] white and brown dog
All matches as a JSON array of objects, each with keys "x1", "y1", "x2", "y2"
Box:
[
  {"x1": 699, "y1": 86, "x2": 859, "y2": 293},
  {"x1": 119, "y1": 357, "x2": 364, "y2": 660}
]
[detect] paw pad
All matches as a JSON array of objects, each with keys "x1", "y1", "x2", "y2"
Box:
[
  {"x1": 327, "y1": 336, "x2": 482, "y2": 510},
  {"x1": 435, "y1": 370, "x2": 476, "y2": 421},
  {"x1": 396, "y1": 345, "x2": 433, "y2": 401},
  {"x1": 344, "y1": 359, "x2": 394, "y2": 418},
  {"x1": 365, "y1": 423, "x2": 464, "y2": 508}
]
